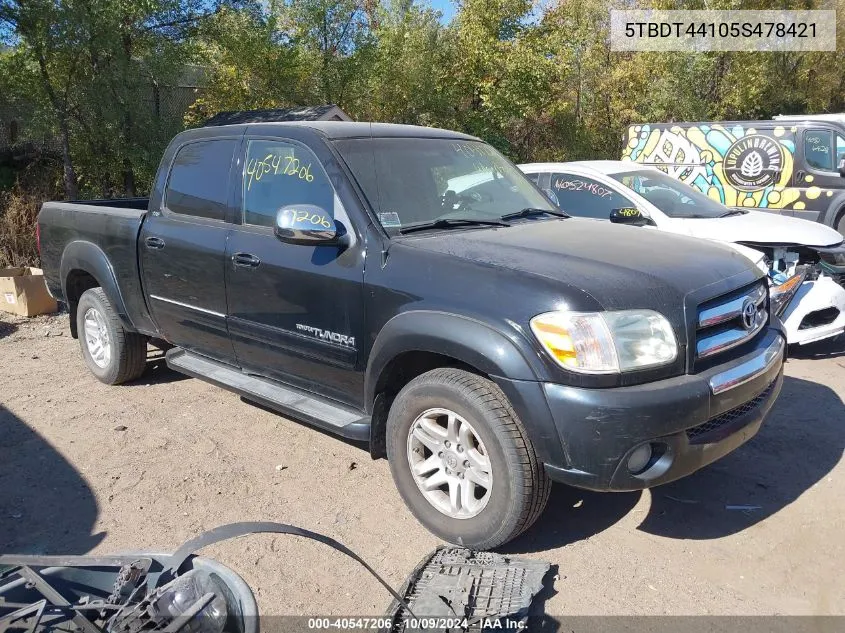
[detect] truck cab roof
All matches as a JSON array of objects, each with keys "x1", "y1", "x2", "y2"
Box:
[{"x1": 177, "y1": 121, "x2": 480, "y2": 143}]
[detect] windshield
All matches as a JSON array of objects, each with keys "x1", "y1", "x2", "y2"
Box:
[
  {"x1": 610, "y1": 169, "x2": 729, "y2": 219},
  {"x1": 333, "y1": 137, "x2": 555, "y2": 232}
]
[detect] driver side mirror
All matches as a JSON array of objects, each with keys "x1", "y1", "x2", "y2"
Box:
[
  {"x1": 274, "y1": 205, "x2": 348, "y2": 246},
  {"x1": 609, "y1": 207, "x2": 650, "y2": 227},
  {"x1": 838, "y1": 154, "x2": 845, "y2": 178}
]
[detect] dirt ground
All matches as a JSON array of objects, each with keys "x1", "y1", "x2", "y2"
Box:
[{"x1": 2, "y1": 310, "x2": 844, "y2": 618}]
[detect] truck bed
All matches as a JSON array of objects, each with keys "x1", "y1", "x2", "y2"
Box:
[{"x1": 38, "y1": 199, "x2": 154, "y2": 333}]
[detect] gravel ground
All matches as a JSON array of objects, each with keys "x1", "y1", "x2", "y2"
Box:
[{"x1": 1, "y1": 310, "x2": 844, "y2": 618}]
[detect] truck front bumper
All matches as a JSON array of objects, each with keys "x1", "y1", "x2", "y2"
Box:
[{"x1": 539, "y1": 330, "x2": 786, "y2": 492}]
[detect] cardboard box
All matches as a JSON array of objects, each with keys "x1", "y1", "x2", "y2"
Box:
[{"x1": 0, "y1": 267, "x2": 58, "y2": 317}]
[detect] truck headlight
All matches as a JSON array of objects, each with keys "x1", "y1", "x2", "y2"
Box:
[{"x1": 530, "y1": 309, "x2": 678, "y2": 373}]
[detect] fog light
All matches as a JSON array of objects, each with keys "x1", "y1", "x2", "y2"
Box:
[{"x1": 627, "y1": 443, "x2": 653, "y2": 474}]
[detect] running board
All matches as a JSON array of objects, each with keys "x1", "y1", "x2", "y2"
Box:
[{"x1": 166, "y1": 348, "x2": 370, "y2": 442}]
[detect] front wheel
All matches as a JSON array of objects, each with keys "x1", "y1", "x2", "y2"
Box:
[
  {"x1": 77, "y1": 288, "x2": 148, "y2": 385},
  {"x1": 386, "y1": 368, "x2": 550, "y2": 549}
]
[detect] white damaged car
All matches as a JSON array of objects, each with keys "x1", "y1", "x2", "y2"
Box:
[{"x1": 519, "y1": 161, "x2": 845, "y2": 346}]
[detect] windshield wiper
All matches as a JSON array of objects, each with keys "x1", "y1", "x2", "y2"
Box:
[
  {"x1": 399, "y1": 218, "x2": 511, "y2": 235},
  {"x1": 719, "y1": 209, "x2": 748, "y2": 218},
  {"x1": 500, "y1": 207, "x2": 569, "y2": 221}
]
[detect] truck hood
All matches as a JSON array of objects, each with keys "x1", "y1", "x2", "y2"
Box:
[
  {"x1": 402, "y1": 218, "x2": 760, "y2": 312},
  {"x1": 670, "y1": 210, "x2": 843, "y2": 247}
]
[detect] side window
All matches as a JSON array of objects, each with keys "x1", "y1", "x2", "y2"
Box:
[
  {"x1": 165, "y1": 139, "x2": 236, "y2": 220},
  {"x1": 549, "y1": 173, "x2": 633, "y2": 219},
  {"x1": 804, "y1": 130, "x2": 834, "y2": 171},
  {"x1": 836, "y1": 135, "x2": 845, "y2": 165},
  {"x1": 531, "y1": 172, "x2": 560, "y2": 206},
  {"x1": 242, "y1": 139, "x2": 337, "y2": 227},
  {"x1": 524, "y1": 172, "x2": 540, "y2": 184}
]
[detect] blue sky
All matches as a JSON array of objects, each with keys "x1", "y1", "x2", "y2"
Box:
[{"x1": 429, "y1": 0, "x2": 457, "y2": 23}]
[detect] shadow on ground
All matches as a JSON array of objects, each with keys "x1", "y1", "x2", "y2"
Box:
[
  {"x1": 124, "y1": 348, "x2": 190, "y2": 387},
  {"x1": 0, "y1": 405, "x2": 105, "y2": 554},
  {"x1": 641, "y1": 374, "x2": 844, "y2": 539},
  {"x1": 506, "y1": 374, "x2": 844, "y2": 552},
  {"x1": 0, "y1": 319, "x2": 18, "y2": 340}
]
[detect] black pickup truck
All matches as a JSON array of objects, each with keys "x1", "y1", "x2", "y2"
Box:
[{"x1": 38, "y1": 121, "x2": 786, "y2": 549}]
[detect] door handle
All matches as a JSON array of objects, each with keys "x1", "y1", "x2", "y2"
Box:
[
  {"x1": 232, "y1": 252, "x2": 261, "y2": 268},
  {"x1": 145, "y1": 236, "x2": 165, "y2": 250},
  {"x1": 796, "y1": 170, "x2": 806, "y2": 183}
]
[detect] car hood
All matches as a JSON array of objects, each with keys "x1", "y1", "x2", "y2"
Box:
[
  {"x1": 672, "y1": 211, "x2": 843, "y2": 247},
  {"x1": 401, "y1": 219, "x2": 760, "y2": 312}
]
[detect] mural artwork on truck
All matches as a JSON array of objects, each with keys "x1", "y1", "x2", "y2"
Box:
[{"x1": 622, "y1": 123, "x2": 835, "y2": 214}]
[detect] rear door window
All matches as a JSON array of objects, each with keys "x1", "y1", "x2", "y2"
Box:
[
  {"x1": 549, "y1": 173, "x2": 633, "y2": 219},
  {"x1": 804, "y1": 130, "x2": 834, "y2": 171},
  {"x1": 241, "y1": 139, "x2": 337, "y2": 227},
  {"x1": 165, "y1": 139, "x2": 236, "y2": 220}
]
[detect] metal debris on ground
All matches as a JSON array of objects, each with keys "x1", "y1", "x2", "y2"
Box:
[
  {"x1": 0, "y1": 528, "x2": 259, "y2": 633},
  {"x1": 385, "y1": 547, "x2": 550, "y2": 632},
  {"x1": 1, "y1": 523, "x2": 553, "y2": 633}
]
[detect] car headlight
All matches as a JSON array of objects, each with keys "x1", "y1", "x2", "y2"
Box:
[
  {"x1": 769, "y1": 267, "x2": 807, "y2": 316},
  {"x1": 530, "y1": 309, "x2": 678, "y2": 373}
]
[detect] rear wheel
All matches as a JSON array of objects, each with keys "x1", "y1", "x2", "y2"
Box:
[
  {"x1": 386, "y1": 368, "x2": 550, "y2": 550},
  {"x1": 836, "y1": 209, "x2": 845, "y2": 236},
  {"x1": 77, "y1": 288, "x2": 147, "y2": 385}
]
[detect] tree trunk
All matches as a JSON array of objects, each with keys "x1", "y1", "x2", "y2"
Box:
[
  {"x1": 58, "y1": 120, "x2": 79, "y2": 200},
  {"x1": 121, "y1": 30, "x2": 136, "y2": 197},
  {"x1": 37, "y1": 53, "x2": 79, "y2": 199}
]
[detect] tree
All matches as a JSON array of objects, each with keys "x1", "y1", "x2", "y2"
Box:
[
  {"x1": 358, "y1": 0, "x2": 455, "y2": 126},
  {"x1": 185, "y1": 2, "x2": 305, "y2": 125},
  {"x1": 276, "y1": 0, "x2": 376, "y2": 107},
  {"x1": 0, "y1": 0, "x2": 82, "y2": 198}
]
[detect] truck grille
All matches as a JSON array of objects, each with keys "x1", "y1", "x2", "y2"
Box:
[
  {"x1": 695, "y1": 281, "x2": 768, "y2": 361},
  {"x1": 686, "y1": 379, "x2": 776, "y2": 444}
]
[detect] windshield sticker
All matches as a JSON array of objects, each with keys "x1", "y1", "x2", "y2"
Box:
[
  {"x1": 378, "y1": 212, "x2": 402, "y2": 228},
  {"x1": 246, "y1": 154, "x2": 315, "y2": 191},
  {"x1": 552, "y1": 178, "x2": 614, "y2": 198}
]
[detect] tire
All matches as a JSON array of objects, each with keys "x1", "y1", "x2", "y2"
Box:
[
  {"x1": 76, "y1": 288, "x2": 147, "y2": 385},
  {"x1": 836, "y1": 209, "x2": 845, "y2": 237},
  {"x1": 386, "y1": 368, "x2": 551, "y2": 550}
]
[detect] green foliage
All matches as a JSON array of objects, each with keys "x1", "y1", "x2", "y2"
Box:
[
  {"x1": 185, "y1": 4, "x2": 304, "y2": 125},
  {"x1": 1, "y1": 0, "x2": 845, "y2": 200}
]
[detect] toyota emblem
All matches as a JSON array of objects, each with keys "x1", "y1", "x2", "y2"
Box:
[{"x1": 741, "y1": 298, "x2": 758, "y2": 330}]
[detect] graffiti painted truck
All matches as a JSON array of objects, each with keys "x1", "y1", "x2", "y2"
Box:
[{"x1": 622, "y1": 115, "x2": 845, "y2": 235}]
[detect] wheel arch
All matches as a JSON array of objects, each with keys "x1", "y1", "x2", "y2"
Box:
[
  {"x1": 365, "y1": 311, "x2": 542, "y2": 405},
  {"x1": 818, "y1": 193, "x2": 845, "y2": 229},
  {"x1": 60, "y1": 241, "x2": 135, "y2": 338},
  {"x1": 365, "y1": 311, "x2": 562, "y2": 463}
]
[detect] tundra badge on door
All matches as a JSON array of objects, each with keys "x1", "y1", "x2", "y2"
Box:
[{"x1": 296, "y1": 323, "x2": 356, "y2": 348}]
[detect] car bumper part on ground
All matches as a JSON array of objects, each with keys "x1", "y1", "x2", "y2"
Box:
[
  {"x1": 782, "y1": 275, "x2": 845, "y2": 345},
  {"x1": 540, "y1": 330, "x2": 786, "y2": 492}
]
